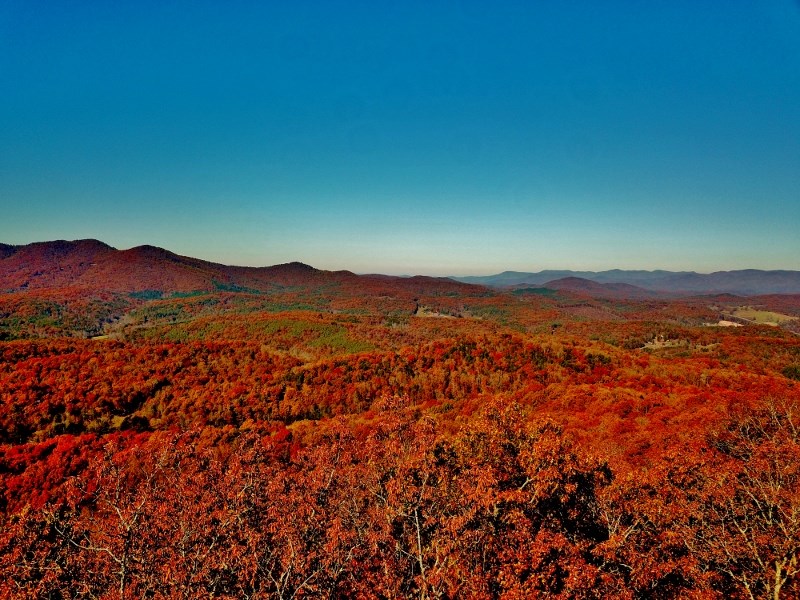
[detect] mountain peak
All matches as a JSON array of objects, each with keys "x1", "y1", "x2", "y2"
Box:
[
  {"x1": 281, "y1": 261, "x2": 316, "y2": 270},
  {"x1": 124, "y1": 244, "x2": 174, "y2": 257}
]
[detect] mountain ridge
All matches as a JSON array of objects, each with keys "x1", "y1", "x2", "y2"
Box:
[
  {"x1": 3, "y1": 239, "x2": 799, "y2": 296},
  {"x1": 455, "y1": 268, "x2": 800, "y2": 295},
  {"x1": 0, "y1": 239, "x2": 483, "y2": 297}
]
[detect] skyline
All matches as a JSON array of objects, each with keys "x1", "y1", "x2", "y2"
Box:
[{"x1": 2, "y1": 1, "x2": 799, "y2": 276}]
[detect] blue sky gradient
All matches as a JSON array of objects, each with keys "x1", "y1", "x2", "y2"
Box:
[{"x1": 1, "y1": 1, "x2": 799, "y2": 275}]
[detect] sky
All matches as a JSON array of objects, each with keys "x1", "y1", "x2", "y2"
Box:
[{"x1": 1, "y1": 1, "x2": 799, "y2": 276}]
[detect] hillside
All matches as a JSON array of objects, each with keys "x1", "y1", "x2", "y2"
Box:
[
  {"x1": 0, "y1": 239, "x2": 483, "y2": 298},
  {"x1": 2, "y1": 240, "x2": 800, "y2": 598},
  {"x1": 0, "y1": 239, "x2": 496, "y2": 340}
]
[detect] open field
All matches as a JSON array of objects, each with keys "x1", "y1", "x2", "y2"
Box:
[{"x1": 727, "y1": 306, "x2": 798, "y2": 326}]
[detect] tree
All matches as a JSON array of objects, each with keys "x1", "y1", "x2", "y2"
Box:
[{"x1": 695, "y1": 398, "x2": 800, "y2": 600}]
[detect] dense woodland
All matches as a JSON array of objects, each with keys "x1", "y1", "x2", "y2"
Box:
[{"x1": 1, "y1": 247, "x2": 799, "y2": 598}]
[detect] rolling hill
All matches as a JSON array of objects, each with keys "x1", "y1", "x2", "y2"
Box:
[{"x1": 537, "y1": 276, "x2": 658, "y2": 299}]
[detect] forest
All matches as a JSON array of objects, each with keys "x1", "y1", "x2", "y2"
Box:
[{"x1": 1, "y1": 246, "x2": 799, "y2": 599}]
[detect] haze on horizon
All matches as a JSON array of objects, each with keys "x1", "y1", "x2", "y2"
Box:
[{"x1": 1, "y1": 1, "x2": 799, "y2": 277}]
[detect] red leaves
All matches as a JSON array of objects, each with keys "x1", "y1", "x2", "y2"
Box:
[
  {"x1": 2, "y1": 395, "x2": 799, "y2": 598},
  {"x1": 2, "y1": 293, "x2": 800, "y2": 597}
]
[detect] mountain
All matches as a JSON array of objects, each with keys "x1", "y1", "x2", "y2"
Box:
[
  {"x1": 538, "y1": 277, "x2": 657, "y2": 299},
  {"x1": 5, "y1": 240, "x2": 798, "y2": 298},
  {"x1": 649, "y1": 270, "x2": 800, "y2": 295},
  {"x1": 458, "y1": 270, "x2": 600, "y2": 287},
  {"x1": 454, "y1": 268, "x2": 800, "y2": 296},
  {"x1": 0, "y1": 239, "x2": 483, "y2": 297},
  {"x1": 0, "y1": 240, "x2": 219, "y2": 293}
]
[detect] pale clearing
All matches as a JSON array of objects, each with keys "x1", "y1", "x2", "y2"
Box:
[{"x1": 728, "y1": 306, "x2": 797, "y2": 327}]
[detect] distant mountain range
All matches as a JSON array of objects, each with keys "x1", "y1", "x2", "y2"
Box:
[
  {"x1": 0, "y1": 239, "x2": 481, "y2": 297},
  {"x1": 453, "y1": 269, "x2": 800, "y2": 296},
  {"x1": 2, "y1": 240, "x2": 798, "y2": 298}
]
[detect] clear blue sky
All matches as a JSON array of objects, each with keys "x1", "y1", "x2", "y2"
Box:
[{"x1": 1, "y1": 1, "x2": 799, "y2": 275}]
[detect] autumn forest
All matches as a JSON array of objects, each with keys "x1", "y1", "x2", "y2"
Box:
[{"x1": 1, "y1": 240, "x2": 799, "y2": 599}]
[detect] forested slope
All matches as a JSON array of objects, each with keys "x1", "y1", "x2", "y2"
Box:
[{"x1": 1, "y1": 243, "x2": 799, "y2": 598}]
